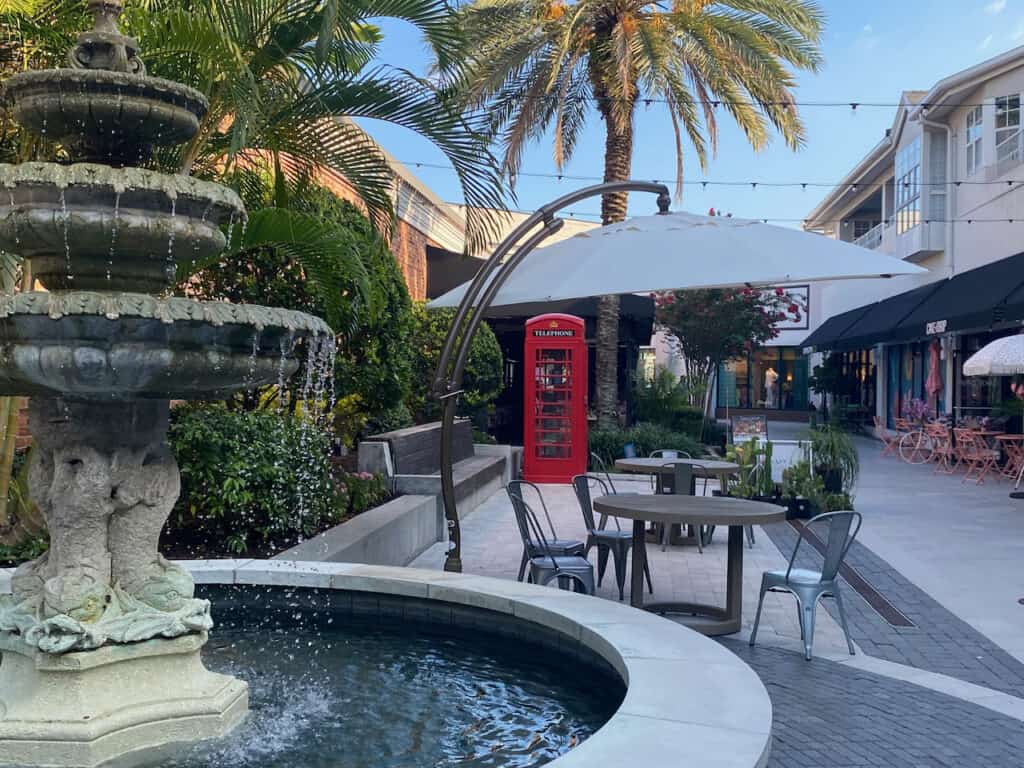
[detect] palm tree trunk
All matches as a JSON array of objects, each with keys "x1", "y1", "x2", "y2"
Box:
[{"x1": 595, "y1": 103, "x2": 634, "y2": 428}]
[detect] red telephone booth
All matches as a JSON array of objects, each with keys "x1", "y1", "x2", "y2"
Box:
[{"x1": 523, "y1": 314, "x2": 588, "y2": 483}]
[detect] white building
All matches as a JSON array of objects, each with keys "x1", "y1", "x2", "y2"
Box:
[{"x1": 802, "y1": 47, "x2": 1024, "y2": 428}]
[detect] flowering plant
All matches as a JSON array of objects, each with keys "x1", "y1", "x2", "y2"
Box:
[{"x1": 901, "y1": 397, "x2": 930, "y2": 423}]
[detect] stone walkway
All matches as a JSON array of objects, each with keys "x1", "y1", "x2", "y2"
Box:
[
  {"x1": 412, "y1": 423, "x2": 1024, "y2": 766},
  {"x1": 412, "y1": 477, "x2": 852, "y2": 657},
  {"x1": 725, "y1": 640, "x2": 1024, "y2": 767}
]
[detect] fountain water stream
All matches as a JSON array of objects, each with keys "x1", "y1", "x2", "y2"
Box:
[{"x1": 0, "y1": 2, "x2": 330, "y2": 765}]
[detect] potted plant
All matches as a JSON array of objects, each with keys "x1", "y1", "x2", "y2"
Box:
[
  {"x1": 780, "y1": 460, "x2": 821, "y2": 519},
  {"x1": 808, "y1": 424, "x2": 859, "y2": 495},
  {"x1": 724, "y1": 439, "x2": 783, "y2": 505}
]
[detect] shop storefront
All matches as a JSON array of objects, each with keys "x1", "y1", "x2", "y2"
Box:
[
  {"x1": 955, "y1": 331, "x2": 1019, "y2": 428},
  {"x1": 805, "y1": 252, "x2": 1024, "y2": 430},
  {"x1": 717, "y1": 347, "x2": 809, "y2": 413}
]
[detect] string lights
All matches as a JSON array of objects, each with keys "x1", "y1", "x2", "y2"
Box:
[
  {"x1": 461, "y1": 95, "x2": 1000, "y2": 110},
  {"x1": 405, "y1": 159, "x2": 1024, "y2": 192},
  {"x1": 454, "y1": 203, "x2": 1024, "y2": 228}
]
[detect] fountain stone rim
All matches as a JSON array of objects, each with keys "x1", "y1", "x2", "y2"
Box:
[{"x1": 1, "y1": 560, "x2": 774, "y2": 768}]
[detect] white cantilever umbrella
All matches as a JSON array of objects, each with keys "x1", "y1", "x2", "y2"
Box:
[
  {"x1": 430, "y1": 210, "x2": 926, "y2": 308},
  {"x1": 963, "y1": 334, "x2": 1024, "y2": 377}
]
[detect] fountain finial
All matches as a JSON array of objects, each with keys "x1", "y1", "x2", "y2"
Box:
[{"x1": 68, "y1": 0, "x2": 145, "y2": 75}]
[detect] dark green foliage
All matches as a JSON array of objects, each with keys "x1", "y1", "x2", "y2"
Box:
[
  {"x1": 633, "y1": 369, "x2": 726, "y2": 447},
  {"x1": 187, "y1": 185, "x2": 415, "y2": 425},
  {"x1": 167, "y1": 404, "x2": 340, "y2": 555},
  {"x1": 589, "y1": 423, "x2": 703, "y2": 467},
  {"x1": 337, "y1": 471, "x2": 391, "y2": 519},
  {"x1": 807, "y1": 425, "x2": 859, "y2": 495},
  {"x1": 324, "y1": 198, "x2": 414, "y2": 420},
  {"x1": 363, "y1": 403, "x2": 414, "y2": 437},
  {"x1": 0, "y1": 533, "x2": 48, "y2": 568},
  {"x1": 407, "y1": 305, "x2": 504, "y2": 426}
]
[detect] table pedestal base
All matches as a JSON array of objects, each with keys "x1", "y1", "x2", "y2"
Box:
[{"x1": 631, "y1": 521, "x2": 744, "y2": 637}]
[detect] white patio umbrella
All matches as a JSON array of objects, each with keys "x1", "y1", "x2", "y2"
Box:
[
  {"x1": 963, "y1": 334, "x2": 1024, "y2": 377},
  {"x1": 430, "y1": 210, "x2": 926, "y2": 308}
]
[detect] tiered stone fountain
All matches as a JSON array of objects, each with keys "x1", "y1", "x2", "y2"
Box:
[{"x1": 0, "y1": 2, "x2": 331, "y2": 765}]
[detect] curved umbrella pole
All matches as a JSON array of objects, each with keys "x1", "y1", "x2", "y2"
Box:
[{"x1": 433, "y1": 181, "x2": 671, "y2": 572}]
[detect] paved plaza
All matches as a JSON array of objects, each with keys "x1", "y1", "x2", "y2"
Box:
[{"x1": 412, "y1": 423, "x2": 1024, "y2": 766}]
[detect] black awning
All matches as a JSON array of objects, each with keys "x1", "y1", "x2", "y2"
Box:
[
  {"x1": 990, "y1": 253, "x2": 1024, "y2": 327},
  {"x1": 896, "y1": 252, "x2": 1024, "y2": 339},
  {"x1": 833, "y1": 281, "x2": 943, "y2": 350},
  {"x1": 801, "y1": 304, "x2": 873, "y2": 352}
]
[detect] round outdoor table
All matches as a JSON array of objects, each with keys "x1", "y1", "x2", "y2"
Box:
[
  {"x1": 593, "y1": 493, "x2": 786, "y2": 636},
  {"x1": 614, "y1": 457, "x2": 739, "y2": 485}
]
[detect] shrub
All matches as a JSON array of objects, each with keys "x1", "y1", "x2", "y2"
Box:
[
  {"x1": 633, "y1": 368, "x2": 725, "y2": 447},
  {"x1": 406, "y1": 304, "x2": 504, "y2": 427},
  {"x1": 0, "y1": 534, "x2": 48, "y2": 568},
  {"x1": 363, "y1": 402, "x2": 414, "y2": 437},
  {"x1": 337, "y1": 471, "x2": 391, "y2": 518},
  {"x1": 167, "y1": 404, "x2": 340, "y2": 555},
  {"x1": 589, "y1": 422, "x2": 703, "y2": 467}
]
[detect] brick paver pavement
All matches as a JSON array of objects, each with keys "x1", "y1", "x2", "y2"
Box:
[{"x1": 725, "y1": 640, "x2": 1024, "y2": 767}]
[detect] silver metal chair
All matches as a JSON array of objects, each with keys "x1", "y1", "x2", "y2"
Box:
[
  {"x1": 510, "y1": 493, "x2": 595, "y2": 594},
  {"x1": 749, "y1": 511, "x2": 862, "y2": 661},
  {"x1": 589, "y1": 451, "x2": 619, "y2": 495},
  {"x1": 506, "y1": 481, "x2": 585, "y2": 582},
  {"x1": 571, "y1": 474, "x2": 653, "y2": 600},
  {"x1": 649, "y1": 449, "x2": 692, "y2": 493},
  {"x1": 656, "y1": 461, "x2": 705, "y2": 553}
]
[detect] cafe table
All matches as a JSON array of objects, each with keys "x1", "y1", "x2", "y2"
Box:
[
  {"x1": 593, "y1": 493, "x2": 786, "y2": 636},
  {"x1": 614, "y1": 457, "x2": 740, "y2": 494}
]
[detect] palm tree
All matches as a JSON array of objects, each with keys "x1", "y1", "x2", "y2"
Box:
[
  {"x1": 449, "y1": 0, "x2": 824, "y2": 427},
  {"x1": 2, "y1": 0, "x2": 506, "y2": 252}
]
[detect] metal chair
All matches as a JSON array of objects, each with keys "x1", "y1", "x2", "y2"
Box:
[
  {"x1": 649, "y1": 449, "x2": 692, "y2": 493},
  {"x1": 509, "y1": 493, "x2": 595, "y2": 594},
  {"x1": 506, "y1": 481, "x2": 586, "y2": 582},
  {"x1": 749, "y1": 511, "x2": 862, "y2": 661},
  {"x1": 572, "y1": 474, "x2": 653, "y2": 600},
  {"x1": 656, "y1": 461, "x2": 705, "y2": 553},
  {"x1": 873, "y1": 415, "x2": 899, "y2": 457},
  {"x1": 589, "y1": 451, "x2": 619, "y2": 492},
  {"x1": 954, "y1": 428, "x2": 1000, "y2": 485}
]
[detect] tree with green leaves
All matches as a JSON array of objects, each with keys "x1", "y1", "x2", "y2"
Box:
[
  {"x1": 655, "y1": 286, "x2": 801, "y2": 418},
  {"x1": 448, "y1": 0, "x2": 824, "y2": 427},
  {"x1": 1, "y1": 0, "x2": 507, "y2": 311}
]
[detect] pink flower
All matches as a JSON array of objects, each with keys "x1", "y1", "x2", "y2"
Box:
[{"x1": 775, "y1": 287, "x2": 785, "y2": 296}]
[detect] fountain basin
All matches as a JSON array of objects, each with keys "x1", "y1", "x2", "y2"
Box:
[
  {"x1": 0, "y1": 292, "x2": 331, "y2": 399},
  {"x1": 0, "y1": 163, "x2": 244, "y2": 292},
  {"x1": 1, "y1": 561, "x2": 774, "y2": 768},
  {"x1": 3, "y1": 69, "x2": 207, "y2": 165}
]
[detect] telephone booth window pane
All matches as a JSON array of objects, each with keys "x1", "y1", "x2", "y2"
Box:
[{"x1": 534, "y1": 348, "x2": 573, "y2": 458}]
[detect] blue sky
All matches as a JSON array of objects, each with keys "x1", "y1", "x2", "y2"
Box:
[{"x1": 360, "y1": 0, "x2": 1024, "y2": 227}]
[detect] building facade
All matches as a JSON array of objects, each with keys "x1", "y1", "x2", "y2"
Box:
[{"x1": 803, "y1": 47, "x2": 1024, "y2": 429}]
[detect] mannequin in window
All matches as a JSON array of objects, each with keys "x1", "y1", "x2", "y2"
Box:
[{"x1": 764, "y1": 367, "x2": 779, "y2": 408}]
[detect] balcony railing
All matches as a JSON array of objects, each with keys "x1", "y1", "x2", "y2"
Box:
[
  {"x1": 853, "y1": 222, "x2": 884, "y2": 250},
  {"x1": 996, "y1": 129, "x2": 1023, "y2": 178}
]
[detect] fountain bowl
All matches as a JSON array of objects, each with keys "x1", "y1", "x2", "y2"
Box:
[
  {"x1": 0, "y1": 292, "x2": 331, "y2": 400},
  {"x1": 0, "y1": 163, "x2": 244, "y2": 293},
  {"x1": 0, "y1": 560, "x2": 774, "y2": 768},
  {"x1": 2, "y1": 69, "x2": 207, "y2": 165}
]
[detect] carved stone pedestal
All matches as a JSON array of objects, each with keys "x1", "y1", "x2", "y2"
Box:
[{"x1": 0, "y1": 631, "x2": 248, "y2": 768}]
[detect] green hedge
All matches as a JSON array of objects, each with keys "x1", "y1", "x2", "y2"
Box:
[
  {"x1": 589, "y1": 423, "x2": 704, "y2": 467},
  {"x1": 168, "y1": 404, "x2": 340, "y2": 555}
]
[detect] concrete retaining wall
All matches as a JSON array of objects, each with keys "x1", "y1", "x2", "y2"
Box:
[{"x1": 274, "y1": 494, "x2": 438, "y2": 566}]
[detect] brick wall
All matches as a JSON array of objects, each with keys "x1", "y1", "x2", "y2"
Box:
[
  {"x1": 393, "y1": 218, "x2": 429, "y2": 301},
  {"x1": 314, "y1": 169, "x2": 431, "y2": 302}
]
